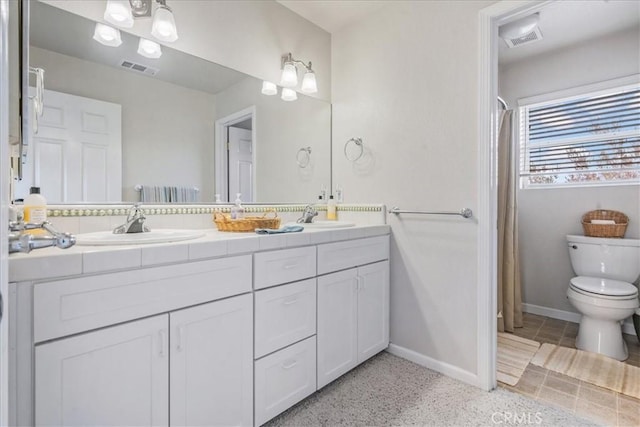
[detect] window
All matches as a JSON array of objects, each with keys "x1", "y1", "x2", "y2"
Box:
[{"x1": 519, "y1": 81, "x2": 640, "y2": 188}]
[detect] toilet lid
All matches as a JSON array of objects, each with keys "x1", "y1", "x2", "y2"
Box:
[{"x1": 570, "y1": 276, "x2": 638, "y2": 297}]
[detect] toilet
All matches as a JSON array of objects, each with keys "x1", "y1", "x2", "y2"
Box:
[{"x1": 566, "y1": 234, "x2": 640, "y2": 361}]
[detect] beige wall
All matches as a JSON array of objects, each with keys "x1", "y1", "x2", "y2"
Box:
[
  {"x1": 31, "y1": 46, "x2": 217, "y2": 201},
  {"x1": 42, "y1": 0, "x2": 332, "y2": 101},
  {"x1": 214, "y1": 78, "x2": 331, "y2": 203},
  {"x1": 332, "y1": 0, "x2": 494, "y2": 378},
  {"x1": 499, "y1": 27, "x2": 640, "y2": 314}
]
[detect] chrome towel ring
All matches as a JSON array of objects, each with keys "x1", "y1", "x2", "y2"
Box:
[
  {"x1": 344, "y1": 137, "x2": 364, "y2": 161},
  {"x1": 296, "y1": 147, "x2": 312, "y2": 168}
]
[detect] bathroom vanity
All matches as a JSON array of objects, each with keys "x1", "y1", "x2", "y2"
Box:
[{"x1": 8, "y1": 225, "x2": 390, "y2": 426}]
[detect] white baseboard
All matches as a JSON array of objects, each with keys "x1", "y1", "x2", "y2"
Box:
[
  {"x1": 522, "y1": 303, "x2": 637, "y2": 336},
  {"x1": 386, "y1": 343, "x2": 479, "y2": 387}
]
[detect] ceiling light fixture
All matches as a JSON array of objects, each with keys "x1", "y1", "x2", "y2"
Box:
[
  {"x1": 279, "y1": 52, "x2": 317, "y2": 94},
  {"x1": 137, "y1": 38, "x2": 162, "y2": 58},
  {"x1": 93, "y1": 23, "x2": 123, "y2": 47}
]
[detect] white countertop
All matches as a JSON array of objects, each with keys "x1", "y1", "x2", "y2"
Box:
[{"x1": 9, "y1": 225, "x2": 390, "y2": 282}]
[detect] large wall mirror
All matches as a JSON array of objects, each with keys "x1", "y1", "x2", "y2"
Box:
[{"x1": 16, "y1": 0, "x2": 331, "y2": 204}]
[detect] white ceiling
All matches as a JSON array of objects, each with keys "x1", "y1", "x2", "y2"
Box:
[
  {"x1": 278, "y1": 0, "x2": 639, "y2": 66},
  {"x1": 276, "y1": 0, "x2": 385, "y2": 34}
]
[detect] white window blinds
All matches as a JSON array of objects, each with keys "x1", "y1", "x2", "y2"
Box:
[{"x1": 520, "y1": 83, "x2": 640, "y2": 187}]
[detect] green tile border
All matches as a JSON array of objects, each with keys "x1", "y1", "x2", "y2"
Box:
[{"x1": 45, "y1": 204, "x2": 383, "y2": 217}]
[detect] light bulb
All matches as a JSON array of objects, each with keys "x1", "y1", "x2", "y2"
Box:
[
  {"x1": 281, "y1": 88, "x2": 297, "y2": 102},
  {"x1": 301, "y1": 70, "x2": 317, "y2": 94},
  {"x1": 137, "y1": 38, "x2": 162, "y2": 59},
  {"x1": 104, "y1": 0, "x2": 134, "y2": 28},
  {"x1": 93, "y1": 23, "x2": 122, "y2": 47},
  {"x1": 151, "y1": 5, "x2": 179, "y2": 42},
  {"x1": 280, "y1": 62, "x2": 298, "y2": 88},
  {"x1": 261, "y1": 81, "x2": 277, "y2": 96}
]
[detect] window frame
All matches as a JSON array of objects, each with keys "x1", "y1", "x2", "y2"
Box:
[{"x1": 517, "y1": 75, "x2": 640, "y2": 190}]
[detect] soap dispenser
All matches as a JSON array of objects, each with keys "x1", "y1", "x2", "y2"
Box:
[
  {"x1": 231, "y1": 193, "x2": 244, "y2": 219},
  {"x1": 327, "y1": 195, "x2": 337, "y2": 220}
]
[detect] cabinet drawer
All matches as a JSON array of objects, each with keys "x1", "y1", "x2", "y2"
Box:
[
  {"x1": 34, "y1": 255, "x2": 252, "y2": 342},
  {"x1": 255, "y1": 279, "x2": 316, "y2": 358},
  {"x1": 254, "y1": 246, "x2": 316, "y2": 290},
  {"x1": 254, "y1": 336, "x2": 316, "y2": 426},
  {"x1": 317, "y1": 235, "x2": 389, "y2": 275}
]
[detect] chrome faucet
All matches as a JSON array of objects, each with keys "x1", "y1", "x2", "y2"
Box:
[
  {"x1": 113, "y1": 203, "x2": 150, "y2": 234},
  {"x1": 9, "y1": 221, "x2": 76, "y2": 254},
  {"x1": 297, "y1": 204, "x2": 318, "y2": 224}
]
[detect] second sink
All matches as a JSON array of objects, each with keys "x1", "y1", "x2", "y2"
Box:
[{"x1": 76, "y1": 229, "x2": 205, "y2": 246}]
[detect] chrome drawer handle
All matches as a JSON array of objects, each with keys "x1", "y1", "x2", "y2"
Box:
[
  {"x1": 281, "y1": 359, "x2": 298, "y2": 370},
  {"x1": 283, "y1": 263, "x2": 299, "y2": 270},
  {"x1": 283, "y1": 297, "x2": 298, "y2": 305}
]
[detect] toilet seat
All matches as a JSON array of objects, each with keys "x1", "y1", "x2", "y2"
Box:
[{"x1": 570, "y1": 276, "x2": 638, "y2": 299}]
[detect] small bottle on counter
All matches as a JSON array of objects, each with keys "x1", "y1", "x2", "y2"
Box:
[
  {"x1": 231, "y1": 193, "x2": 244, "y2": 219},
  {"x1": 24, "y1": 186, "x2": 47, "y2": 224},
  {"x1": 327, "y1": 195, "x2": 337, "y2": 220}
]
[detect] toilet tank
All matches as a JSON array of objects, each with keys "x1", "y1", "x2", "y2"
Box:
[{"x1": 566, "y1": 235, "x2": 640, "y2": 283}]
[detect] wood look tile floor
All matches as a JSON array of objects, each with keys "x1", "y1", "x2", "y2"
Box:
[{"x1": 499, "y1": 313, "x2": 640, "y2": 427}]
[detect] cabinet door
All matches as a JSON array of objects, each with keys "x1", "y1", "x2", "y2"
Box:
[
  {"x1": 35, "y1": 316, "x2": 169, "y2": 426},
  {"x1": 170, "y1": 294, "x2": 253, "y2": 427},
  {"x1": 317, "y1": 268, "x2": 358, "y2": 389},
  {"x1": 357, "y1": 261, "x2": 390, "y2": 363}
]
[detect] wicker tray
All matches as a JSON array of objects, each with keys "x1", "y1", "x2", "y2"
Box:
[
  {"x1": 581, "y1": 210, "x2": 628, "y2": 238},
  {"x1": 213, "y1": 210, "x2": 280, "y2": 232}
]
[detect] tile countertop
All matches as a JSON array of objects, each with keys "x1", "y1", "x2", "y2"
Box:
[{"x1": 9, "y1": 225, "x2": 391, "y2": 283}]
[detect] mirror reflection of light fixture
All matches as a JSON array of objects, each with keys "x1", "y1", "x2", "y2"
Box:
[
  {"x1": 101, "y1": 0, "x2": 179, "y2": 43},
  {"x1": 151, "y1": 3, "x2": 179, "y2": 42},
  {"x1": 281, "y1": 88, "x2": 297, "y2": 102},
  {"x1": 104, "y1": 0, "x2": 134, "y2": 28},
  {"x1": 261, "y1": 81, "x2": 277, "y2": 96},
  {"x1": 93, "y1": 23, "x2": 123, "y2": 47},
  {"x1": 137, "y1": 38, "x2": 162, "y2": 58},
  {"x1": 279, "y1": 52, "x2": 317, "y2": 94}
]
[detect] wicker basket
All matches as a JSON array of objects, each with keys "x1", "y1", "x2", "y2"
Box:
[
  {"x1": 581, "y1": 210, "x2": 628, "y2": 238},
  {"x1": 213, "y1": 210, "x2": 280, "y2": 232}
]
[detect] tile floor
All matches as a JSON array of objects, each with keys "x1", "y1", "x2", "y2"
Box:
[{"x1": 500, "y1": 313, "x2": 640, "y2": 427}]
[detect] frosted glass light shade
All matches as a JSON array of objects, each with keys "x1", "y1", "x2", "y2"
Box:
[
  {"x1": 137, "y1": 38, "x2": 162, "y2": 58},
  {"x1": 151, "y1": 6, "x2": 178, "y2": 42},
  {"x1": 104, "y1": 0, "x2": 134, "y2": 28},
  {"x1": 261, "y1": 81, "x2": 277, "y2": 96},
  {"x1": 280, "y1": 62, "x2": 298, "y2": 88},
  {"x1": 281, "y1": 88, "x2": 297, "y2": 102},
  {"x1": 301, "y1": 71, "x2": 317, "y2": 94},
  {"x1": 93, "y1": 23, "x2": 122, "y2": 47}
]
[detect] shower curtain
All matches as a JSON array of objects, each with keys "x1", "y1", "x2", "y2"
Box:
[{"x1": 497, "y1": 109, "x2": 523, "y2": 333}]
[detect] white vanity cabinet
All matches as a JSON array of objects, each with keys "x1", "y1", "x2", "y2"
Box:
[
  {"x1": 316, "y1": 236, "x2": 390, "y2": 389},
  {"x1": 35, "y1": 315, "x2": 169, "y2": 426},
  {"x1": 36, "y1": 294, "x2": 253, "y2": 427}
]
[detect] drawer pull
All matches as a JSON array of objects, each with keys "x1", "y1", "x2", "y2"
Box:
[
  {"x1": 281, "y1": 359, "x2": 298, "y2": 370},
  {"x1": 283, "y1": 262, "x2": 299, "y2": 270},
  {"x1": 282, "y1": 297, "x2": 298, "y2": 306}
]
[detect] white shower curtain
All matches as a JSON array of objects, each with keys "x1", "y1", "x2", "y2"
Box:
[{"x1": 497, "y1": 109, "x2": 523, "y2": 333}]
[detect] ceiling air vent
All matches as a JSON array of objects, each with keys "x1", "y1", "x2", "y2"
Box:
[
  {"x1": 119, "y1": 59, "x2": 159, "y2": 76},
  {"x1": 503, "y1": 27, "x2": 543, "y2": 48}
]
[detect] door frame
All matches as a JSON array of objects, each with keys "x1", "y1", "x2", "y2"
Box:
[
  {"x1": 214, "y1": 106, "x2": 256, "y2": 202},
  {"x1": 476, "y1": 0, "x2": 553, "y2": 391}
]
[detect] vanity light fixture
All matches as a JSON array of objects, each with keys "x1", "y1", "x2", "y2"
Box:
[
  {"x1": 151, "y1": 2, "x2": 179, "y2": 42},
  {"x1": 279, "y1": 53, "x2": 317, "y2": 94},
  {"x1": 137, "y1": 38, "x2": 162, "y2": 58},
  {"x1": 261, "y1": 81, "x2": 278, "y2": 96},
  {"x1": 93, "y1": 23, "x2": 123, "y2": 47},
  {"x1": 281, "y1": 88, "x2": 297, "y2": 102},
  {"x1": 104, "y1": 0, "x2": 134, "y2": 28}
]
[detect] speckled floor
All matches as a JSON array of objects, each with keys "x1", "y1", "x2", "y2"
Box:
[{"x1": 266, "y1": 352, "x2": 596, "y2": 427}]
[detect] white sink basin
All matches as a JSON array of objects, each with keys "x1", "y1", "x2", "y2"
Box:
[
  {"x1": 301, "y1": 221, "x2": 355, "y2": 229},
  {"x1": 76, "y1": 229, "x2": 205, "y2": 246}
]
